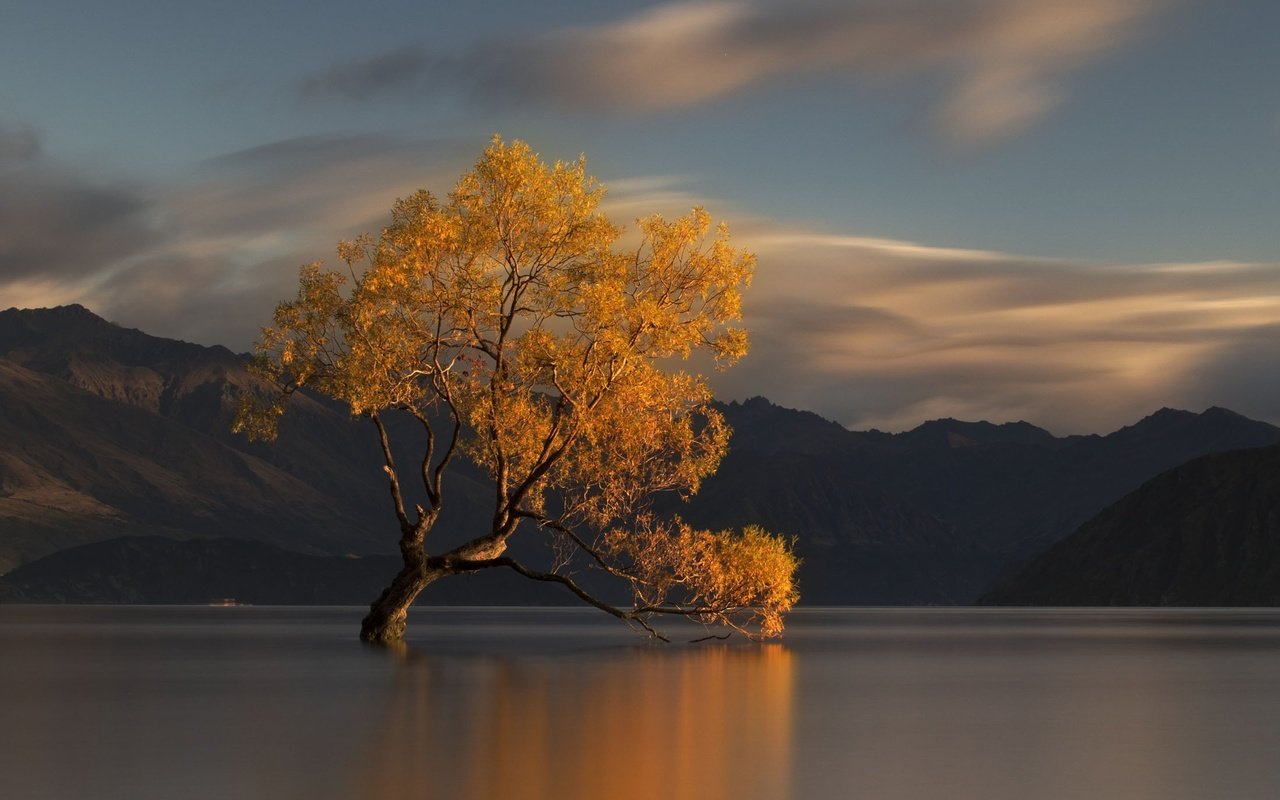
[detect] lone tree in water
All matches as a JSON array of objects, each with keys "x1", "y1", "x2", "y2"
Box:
[{"x1": 235, "y1": 137, "x2": 797, "y2": 644}]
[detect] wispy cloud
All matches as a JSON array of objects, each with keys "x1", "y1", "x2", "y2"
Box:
[
  {"x1": 5, "y1": 134, "x2": 1278, "y2": 434},
  {"x1": 0, "y1": 126, "x2": 156, "y2": 284},
  {"x1": 299, "y1": 45, "x2": 441, "y2": 102},
  {"x1": 301, "y1": 0, "x2": 1167, "y2": 145},
  {"x1": 0, "y1": 132, "x2": 474, "y2": 347},
  {"x1": 714, "y1": 225, "x2": 1280, "y2": 432},
  {"x1": 101, "y1": 135, "x2": 476, "y2": 346},
  {"x1": 601, "y1": 178, "x2": 1280, "y2": 432},
  {"x1": 0, "y1": 122, "x2": 41, "y2": 163}
]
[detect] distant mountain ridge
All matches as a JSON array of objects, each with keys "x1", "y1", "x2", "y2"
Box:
[
  {"x1": 687, "y1": 395, "x2": 1280, "y2": 602},
  {"x1": 3, "y1": 304, "x2": 1279, "y2": 605},
  {"x1": 0, "y1": 306, "x2": 389, "y2": 572},
  {"x1": 981, "y1": 444, "x2": 1280, "y2": 606},
  {"x1": 0, "y1": 305, "x2": 503, "y2": 573}
]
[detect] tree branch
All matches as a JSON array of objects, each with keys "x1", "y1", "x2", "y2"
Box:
[
  {"x1": 513, "y1": 512, "x2": 633, "y2": 580},
  {"x1": 434, "y1": 406, "x2": 462, "y2": 507},
  {"x1": 503, "y1": 395, "x2": 575, "y2": 519},
  {"x1": 370, "y1": 412, "x2": 414, "y2": 536},
  {"x1": 446, "y1": 556, "x2": 669, "y2": 641},
  {"x1": 410, "y1": 408, "x2": 437, "y2": 509}
]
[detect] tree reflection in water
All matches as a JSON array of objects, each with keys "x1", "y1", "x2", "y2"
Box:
[{"x1": 348, "y1": 644, "x2": 795, "y2": 800}]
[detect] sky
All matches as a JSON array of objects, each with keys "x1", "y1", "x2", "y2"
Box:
[{"x1": 2, "y1": 0, "x2": 1278, "y2": 434}]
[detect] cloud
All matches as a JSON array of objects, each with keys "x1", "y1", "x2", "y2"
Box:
[
  {"x1": 0, "y1": 123, "x2": 41, "y2": 163},
  {"x1": 0, "y1": 132, "x2": 475, "y2": 350},
  {"x1": 113, "y1": 135, "x2": 476, "y2": 348},
  {"x1": 0, "y1": 133, "x2": 157, "y2": 283},
  {"x1": 299, "y1": 45, "x2": 441, "y2": 102},
  {"x1": 302, "y1": 0, "x2": 1166, "y2": 144},
  {"x1": 706, "y1": 224, "x2": 1280, "y2": 433},
  {"x1": 1177, "y1": 325, "x2": 1280, "y2": 426},
  {"x1": 600, "y1": 179, "x2": 1280, "y2": 433},
  {"x1": 7, "y1": 136, "x2": 1279, "y2": 435},
  {"x1": 180, "y1": 134, "x2": 465, "y2": 238},
  {"x1": 89, "y1": 251, "x2": 303, "y2": 349}
]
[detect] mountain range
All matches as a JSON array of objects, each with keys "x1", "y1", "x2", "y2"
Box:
[
  {"x1": 981, "y1": 443, "x2": 1280, "y2": 606},
  {"x1": 684, "y1": 398, "x2": 1280, "y2": 603},
  {"x1": 2, "y1": 304, "x2": 1278, "y2": 605}
]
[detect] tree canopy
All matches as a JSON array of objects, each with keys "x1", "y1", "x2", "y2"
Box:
[{"x1": 235, "y1": 136, "x2": 797, "y2": 643}]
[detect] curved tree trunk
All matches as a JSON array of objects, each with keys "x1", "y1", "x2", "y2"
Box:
[
  {"x1": 360, "y1": 546, "x2": 442, "y2": 644},
  {"x1": 361, "y1": 527, "x2": 512, "y2": 643}
]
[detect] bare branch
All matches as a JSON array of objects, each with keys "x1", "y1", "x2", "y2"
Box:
[
  {"x1": 513, "y1": 511, "x2": 631, "y2": 580},
  {"x1": 408, "y1": 408, "x2": 437, "y2": 509},
  {"x1": 370, "y1": 412, "x2": 415, "y2": 536},
  {"x1": 503, "y1": 395, "x2": 575, "y2": 517},
  {"x1": 448, "y1": 556, "x2": 669, "y2": 641}
]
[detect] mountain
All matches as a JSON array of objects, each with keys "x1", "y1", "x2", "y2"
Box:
[
  {"x1": 4, "y1": 305, "x2": 1280, "y2": 605},
  {"x1": 980, "y1": 444, "x2": 1280, "y2": 606},
  {"x1": 0, "y1": 352, "x2": 400, "y2": 558},
  {"x1": 0, "y1": 307, "x2": 380, "y2": 572},
  {"x1": 0, "y1": 305, "x2": 499, "y2": 575},
  {"x1": 826, "y1": 403, "x2": 1278, "y2": 568},
  {"x1": 675, "y1": 402, "x2": 991, "y2": 604},
  {"x1": 670, "y1": 397, "x2": 1280, "y2": 602}
]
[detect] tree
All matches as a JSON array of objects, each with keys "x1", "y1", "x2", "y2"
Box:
[{"x1": 234, "y1": 137, "x2": 797, "y2": 644}]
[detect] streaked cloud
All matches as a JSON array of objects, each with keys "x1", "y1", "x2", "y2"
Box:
[
  {"x1": 0, "y1": 130, "x2": 156, "y2": 283},
  {"x1": 1181, "y1": 324, "x2": 1280, "y2": 426},
  {"x1": 714, "y1": 224, "x2": 1280, "y2": 433},
  {"x1": 106, "y1": 135, "x2": 476, "y2": 346},
  {"x1": 0, "y1": 122, "x2": 41, "y2": 163},
  {"x1": 601, "y1": 179, "x2": 1280, "y2": 432},
  {"x1": 302, "y1": 0, "x2": 1167, "y2": 145},
  {"x1": 4, "y1": 136, "x2": 1278, "y2": 435},
  {"x1": 299, "y1": 45, "x2": 439, "y2": 102},
  {"x1": 0, "y1": 132, "x2": 474, "y2": 347}
]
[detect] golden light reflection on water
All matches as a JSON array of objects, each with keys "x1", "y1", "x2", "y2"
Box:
[
  {"x1": 8, "y1": 609, "x2": 1280, "y2": 800},
  {"x1": 349, "y1": 645, "x2": 794, "y2": 800}
]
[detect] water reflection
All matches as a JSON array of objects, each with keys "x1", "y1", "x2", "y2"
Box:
[
  {"x1": 349, "y1": 644, "x2": 794, "y2": 800},
  {"x1": 6, "y1": 607, "x2": 1280, "y2": 800},
  {"x1": 785, "y1": 609, "x2": 1280, "y2": 800}
]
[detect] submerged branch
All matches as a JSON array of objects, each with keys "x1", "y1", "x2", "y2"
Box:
[{"x1": 689, "y1": 633, "x2": 732, "y2": 643}]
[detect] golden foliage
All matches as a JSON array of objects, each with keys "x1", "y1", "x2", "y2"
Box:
[
  {"x1": 604, "y1": 518, "x2": 799, "y2": 638},
  {"x1": 234, "y1": 136, "x2": 796, "y2": 638}
]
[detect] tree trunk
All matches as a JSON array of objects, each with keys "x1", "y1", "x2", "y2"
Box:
[
  {"x1": 360, "y1": 529, "x2": 510, "y2": 643},
  {"x1": 360, "y1": 550, "x2": 442, "y2": 645}
]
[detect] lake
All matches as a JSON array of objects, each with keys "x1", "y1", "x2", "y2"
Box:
[{"x1": 3, "y1": 606, "x2": 1280, "y2": 799}]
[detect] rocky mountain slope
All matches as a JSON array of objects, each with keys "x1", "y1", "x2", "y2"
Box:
[
  {"x1": 980, "y1": 444, "x2": 1280, "y2": 606},
  {"x1": 677, "y1": 397, "x2": 1280, "y2": 603},
  {"x1": 4, "y1": 305, "x2": 1279, "y2": 605},
  {"x1": 0, "y1": 304, "x2": 500, "y2": 574}
]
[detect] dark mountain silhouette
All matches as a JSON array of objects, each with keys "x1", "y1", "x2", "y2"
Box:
[
  {"x1": 980, "y1": 444, "x2": 1280, "y2": 606},
  {"x1": 3, "y1": 305, "x2": 1279, "y2": 605},
  {"x1": 671, "y1": 397, "x2": 1280, "y2": 603},
  {"x1": 0, "y1": 356, "x2": 375, "y2": 567},
  {"x1": 842, "y1": 404, "x2": 1280, "y2": 560},
  {"x1": 0, "y1": 305, "x2": 498, "y2": 574},
  {"x1": 673, "y1": 404, "x2": 991, "y2": 604}
]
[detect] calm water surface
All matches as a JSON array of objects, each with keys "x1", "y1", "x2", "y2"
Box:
[{"x1": 3, "y1": 606, "x2": 1280, "y2": 799}]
